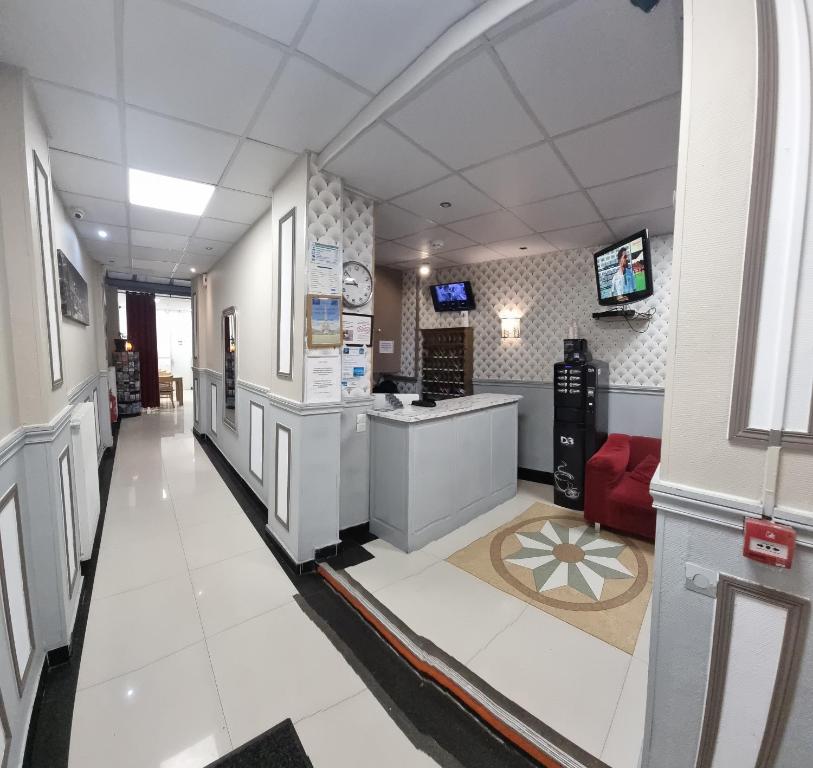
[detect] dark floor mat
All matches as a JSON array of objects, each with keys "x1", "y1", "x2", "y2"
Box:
[{"x1": 206, "y1": 719, "x2": 313, "y2": 768}]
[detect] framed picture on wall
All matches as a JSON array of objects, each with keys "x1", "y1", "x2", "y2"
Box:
[
  {"x1": 56, "y1": 250, "x2": 90, "y2": 325},
  {"x1": 306, "y1": 294, "x2": 342, "y2": 348},
  {"x1": 33, "y1": 150, "x2": 63, "y2": 388}
]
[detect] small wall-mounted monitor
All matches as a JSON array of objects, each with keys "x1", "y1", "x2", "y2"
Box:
[
  {"x1": 429, "y1": 281, "x2": 476, "y2": 312},
  {"x1": 593, "y1": 229, "x2": 654, "y2": 306}
]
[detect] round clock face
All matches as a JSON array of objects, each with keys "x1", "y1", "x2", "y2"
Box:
[{"x1": 342, "y1": 261, "x2": 373, "y2": 308}]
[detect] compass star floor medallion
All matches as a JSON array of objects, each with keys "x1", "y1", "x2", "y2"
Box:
[{"x1": 505, "y1": 521, "x2": 633, "y2": 600}]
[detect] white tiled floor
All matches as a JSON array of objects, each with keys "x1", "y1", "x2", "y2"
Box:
[
  {"x1": 69, "y1": 402, "x2": 439, "y2": 768},
  {"x1": 346, "y1": 479, "x2": 651, "y2": 768}
]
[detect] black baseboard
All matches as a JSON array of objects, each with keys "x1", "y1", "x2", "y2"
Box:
[
  {"x1": 46, "y1": 646, "x2": 71, "y2": 667},
  {"x1": 517, "y1": 467, "x2": 553, "y2": 485}
]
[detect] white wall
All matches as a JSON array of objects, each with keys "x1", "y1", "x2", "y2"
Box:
[{"x1": 156, "y1": 296, "x2": 193, "y2": 388}]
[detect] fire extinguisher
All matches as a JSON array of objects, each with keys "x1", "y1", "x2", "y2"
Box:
[{"x1": 109, "y1": 389, "x2": 118, "y2": 424}]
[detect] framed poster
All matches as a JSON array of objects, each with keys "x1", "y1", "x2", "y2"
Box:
[
  {"x1": 306, "y1": 294, "x2": 342, "y2": 348},
  {"x1": 57, "y1": 250, "x2": 90, "y2": 325},
  {"x1": 342, "y1": 313, "x2": 373, "y2": 346},
  {"x1": 33, "y1": 151, "x2": 63, "y2": 388},
  {"x1": 307, "y1": 242, "x2": 341, "y2": 296}
]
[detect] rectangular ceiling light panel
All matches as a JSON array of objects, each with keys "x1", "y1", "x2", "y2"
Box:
[{"x1": 128, "y1": 168, "x2": 214, "y2": 216}]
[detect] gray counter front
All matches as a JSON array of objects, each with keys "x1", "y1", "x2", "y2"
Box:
[{"x1": 368, "y1": 394, "x2": 521, "y2": 552}]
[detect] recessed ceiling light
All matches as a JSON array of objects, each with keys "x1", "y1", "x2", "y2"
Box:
[
  {"x1": 439, "y1": 201, "x2": 452, "y2": 208},
  {"x1": 205, "y1": 246, "x2": 214, "y2": 251},
  {"x1": 98, "y1": 229, "x2": 109, "y2": 239},
  {"x1": 189, "y1": 267, "x2": 197, "y2": 273},
  {"x1": 128, "y1": 168, "x2": 214, "y2": 216},
  {"x1": 418, "y1": 264, "x2": 431, "y2": 277}
]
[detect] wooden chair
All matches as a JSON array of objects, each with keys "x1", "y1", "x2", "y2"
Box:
[{"x1": 158, "y1": 372, "x2": 175, "y2": 408}]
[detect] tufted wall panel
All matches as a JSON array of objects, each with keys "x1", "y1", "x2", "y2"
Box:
[{"x1": 400, "y1": 235, "x2": 672, "y2": 388}]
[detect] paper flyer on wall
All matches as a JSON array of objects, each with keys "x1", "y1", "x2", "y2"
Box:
[
  {"x1": 304, "y1": 352, "x2": 341, "y2": 403},
  {"x1": 341, "y1": 345, "x2": 370, "y2": 398},
  {"x1": 307, "y1": 242, "x2": 341, "y2": 296},
  {"x1": 342, "y1": 313, "x2": 372, "y2": 346}
]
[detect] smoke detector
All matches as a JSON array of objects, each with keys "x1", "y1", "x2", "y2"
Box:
[
  {"x1": 430, "y1": 240, "x2": 444, "y2": 250},
  {"x1": 71, "y1": 208, "x2": 86, "y2": 220}
]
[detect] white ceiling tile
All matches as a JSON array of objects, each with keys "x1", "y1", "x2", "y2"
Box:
[
  {"x1": 180, "y1": 251, "x2": 221, "y2": 271},
  {"x1": 488, "y1": 234, "x2": 557, "y2": 258},
  {"x1": 462, "y1": 143, "x2": 577, "y2": 208},
  {"x1": 446, "y1": 210, "x2": 531, "y2": 244},
  {"x1": 50, "y1": 150, "x2": 126, "y2": 201},
  {"x1": 82, "y1": 240, "x2": 130, "y2": 263},
  {"x1": 123, "y1": 0, "x2": 283, "y2": 134},
  {"x1": 496, "y1": 0, "x2": 681, "y2": 134},
  {"x1": 204, "y1": 187, "x2": 270, "y2": 224},
  {"x1": 511, "y1": 192, "x2": 599, "y2": 233},
  {"x1": 389, "y1": 52, "x2": 542, "y2": 170},
  {"x1": 195, "y1": 218, "x2": 249, "y2": 243},
  {"x1": 187, "y1": 237, "x2": 231, "y2": 259},
  {"x1": 608, "y1": 207, "x2": 675, "y2": 238},
  {"x1": 75, "y1": 221, "x2": 128, "y2": 244},
  {"x1": 180, "y1": 0, "x2": 310, "y2": 45},
  {"x1": 131, "y1": 245, "x2": 181, "y2": 263},
  {"x1": 374, "y1": 204, "x2": 435, "y2": 240},
  {"x1": 131, "y1": 229, "x2": 189, "y2": 251},
  {"x1": 220, "y1": 140, "x2": 297, "y2": 196},
  {"x1": 441, "y1": 245, "x2": 504, "y2": 265},
  {"x1": 251, "y1": 57, "x2": 369, "y2": 154},
  {"x1": 324, "y1": 124, "x2": 447, "y2": 201},
  {"x1": 297, "y1": 0, "x2": 474, "y2": 92},
  {"x1": 395, "y1": 226, "x2": 475, "y2": 254},
  {"x1": 391, "y1": 255, "x2": 457, "y2": 271},
  {"x1": 59, "y1": 192, "x2": 127, "y2": 227},
  {"x1": 484, "y1": 0, "x2": 563, "y2": 40},
  {"x1": 125, "y1": 108, "x2": 239, "y2": 185},
  {"x1": 129, "y1": 207, "x2": 200, "y2": 236},
  {"x1": 543, "y1": 221, "x2": 613, "y2": 251},
  {"x1": 375, "y1": 241, "x2": 425, "y2": 266},
  {"x1": 554, "y1": 97, "x2": 681, "y2": 187},
  {"x1": 32, "y1": 81, "x2": 121, "y2": 163},
  {"x1": 391, "y1": 176, "x2": 500, "y2": 224},
  {"x1": 588, "y1": 166, "x2": 677, "y2": 220},
  {"x1": 133, "y1": 258, "x2": 177, "y2": 276},
  {"x1": 0, "y1": 0, "x2": 117, "y2": 96}
]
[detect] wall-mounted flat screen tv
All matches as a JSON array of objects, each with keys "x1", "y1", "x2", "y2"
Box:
[
  {"x1": 429, "y1": 281, "x2": 476, "y2": 312},
  {"x1": 593, "y1": 229, "x2": 654, "y2": 306}
]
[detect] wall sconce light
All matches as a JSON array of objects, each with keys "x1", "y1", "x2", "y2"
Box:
[
  {"x1": 501, "y1": 317, "x2": 521, "y2": 340},
  {"x1": 125, "y1": 340, "x2": 134, "y2": 352}
]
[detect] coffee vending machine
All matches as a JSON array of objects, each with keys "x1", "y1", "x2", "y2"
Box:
[{"x1": 553, "y1": 340, "x2": 608, "y2": 510}]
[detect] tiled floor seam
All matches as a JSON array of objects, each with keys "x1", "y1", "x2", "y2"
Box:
[
  {"x1": 202, "y1": 595, "x2": 298, "y2": 641},
  {"x1": 464, "y1": 603, "x2": 529, "y2": 666},
  {"x1": 91, "y1": 568, "x2": 188, "y2": 603},
  {"x1": 596, "y1": 654, "x2": 635, "y2": 761},
  {"x1": 291, "y1": 687, "x2": 368, "y2": 727}
]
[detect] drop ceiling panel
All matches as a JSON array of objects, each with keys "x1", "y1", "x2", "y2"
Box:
[
  {"x1": 32, "y1": 81, "x2": 121, "y2": 163},
  {"x1": 588, "y1": 166, "x2": 677, "y2": 220},
  {"x1": 187, "y1": 237, "x2": 231, "y2": 259},
  {"x1": 375, "y1": 241, "x2": 425, "y2": 266},
  {"x1": 131, "y1": 245, "x2": 182, "y2": 264},
  {"x1": 0, "y1": 0, "x2": 117, "y2": 96},
  {"x1": 125, "y1": 108, "x2": 239, "y2": 184},
  {"x1": 391, "y1": 176, "x2": 500, "y2": 224},
  {"x1": 391, "y1": 255, "x2": 457, "y2": 271},
  {"x1": 180, "y1": 251, "x2": 221, "y2": 271},
  {"x1": 204, "y1": 188, "x2": 270, "y2": 224},
  {"x1": 395, "y1": 226, "x2": 475, "y2": 255},
  {"x1": 50, "y1": 150, "x2": 126, "y2": 201},
  {"x1": 297, "y1": 0, "x2": 475, "y2": 92},
  {"x1": 129, "y1": 207, "x2": 200, "y2": 237},
  {"x1": 123, "y1": 0, "x2": 282, "y2": 134},
  {"x1": 608, "y1": 207, "x2": 675, "y2": 238},
  {"x1": 554, "y1": 97, "x2": 681, "y2": 188},
  {"x1": 250, "y1": 57, "x2": 370, "y2": 154},
  {"x1": 180, "y1": 0, "x2": 310, "y2": 45},
  {"x1": 58, "y1": 192, "x2": 127, "y2": 227},
  {"x1": 484, "y1": 0, "x2": 563, "y2": 40},
  {"x1": 374, "y1": 204, "x2": 435, "y2": 241},
  {"x1": 488, "y1": 234, "x2": 557, "y2": 259},
  {"x1": 442, "y1": 245, "x2": 504, "y2": 265},
  {"x1": 220, "y1": 140, "x2": 297, "y2": 196},
  {"x1": 496, "y1": 0, "x2": 681, "y2": 135},
  {"x1": 462, "y1": 143, "x2": 577, "y2": 208},
  {"x1": 511, "y1": 192, "x2": 599, "y2": 233},
  {"x1": 195, "y1": 218, "x2": 249, "y2": 243},
  {"x1": 131, "y1": 229, "x2": 189, "y2": 252},
  {"x1": 447, "y1": 210, "x2": 531, "y2": 244},
  {"x1": 543, "y1": 221, "x2": 613, "y2": 251},
  {"x1": 83, "y1": 240, "x2": 130, "y2": 263},
  {"x1": 388, "y1": 52, "x2": 542, "y2": 169},
  {"x1": 324, "y1": 125, "x2": 448, "y2": 201},
  {"x1": 132, "y1": 258, "x2": 177, "y2": 276},
  {"x1": 74, "y1": 221, "x2": 128, "y2": 244}
]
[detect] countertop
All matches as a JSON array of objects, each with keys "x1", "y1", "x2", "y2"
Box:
[{"x1": 367, "y1": 393, "x2": 521, "y2": 423}]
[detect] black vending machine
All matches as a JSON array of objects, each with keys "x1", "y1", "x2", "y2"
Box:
[{"x1": 553, "y1": 340, "x2": 608, "y2": 510}]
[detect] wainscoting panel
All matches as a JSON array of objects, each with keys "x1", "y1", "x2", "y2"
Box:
[
  {"x1": 210, "y1": 383, "x2": 217, "y2": 436},
  {"x1": 249, "y1": 401, "x2": 264, "y2": 484},
  {"x1": 193, "y1": 377, "x2": 199, "y2": 425},
  {"x1": 57, "y1": 448, "x2": 79, "y2": 599},
  {"x1": 274, "y1": 424, "x2": 291, "y2": 529}
]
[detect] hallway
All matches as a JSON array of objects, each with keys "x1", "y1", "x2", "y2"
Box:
[{"x1": 68, "y1": 403, "x2": 438, "y2": 768}]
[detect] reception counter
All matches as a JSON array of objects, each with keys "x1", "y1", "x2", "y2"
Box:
[{"x1": 368, "y1": 394, "x2": 521, "y2": 552}]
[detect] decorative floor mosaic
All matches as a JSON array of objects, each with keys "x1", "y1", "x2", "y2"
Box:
[{"x1": 448, "y1": 502, "x2": 654, "y2": 653}]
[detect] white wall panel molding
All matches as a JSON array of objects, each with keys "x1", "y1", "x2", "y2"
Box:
[{"x1": 66, "y1": 373, "x2": 99, "y2": 404}]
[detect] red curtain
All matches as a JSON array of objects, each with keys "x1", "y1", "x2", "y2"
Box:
[{"x1": 126, "y1": 293, "x2": 159, "y2": 408}]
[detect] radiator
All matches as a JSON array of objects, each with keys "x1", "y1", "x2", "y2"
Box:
[{"x1": 70, "y1": 402, "x2": 101, "y2": 561}]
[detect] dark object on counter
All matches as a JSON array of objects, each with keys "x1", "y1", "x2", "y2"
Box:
[
  {"x1": 384, "y1": 393, "x2": 404, "y2": 409},
  {"x1": 373, "y1": 377, "x2": 398, "y2": 393},
  {"x1": 412, "y1": 397, "x2": 437, "y2": 408}
]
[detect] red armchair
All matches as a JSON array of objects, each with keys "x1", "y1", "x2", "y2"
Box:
[{"x1": 584, "y1": 434, "x2": 661, "y2": 540}]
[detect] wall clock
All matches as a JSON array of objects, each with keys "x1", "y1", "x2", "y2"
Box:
[{"x1": 342, "y1": 261, "x2": 373, "y2": 308}]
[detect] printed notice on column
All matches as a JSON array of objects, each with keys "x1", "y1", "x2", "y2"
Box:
[
  {"x1": 304, "y1": 352, "x2": 341, "y2": 403},
  {"x1": 307, "y1": 242, "x2": 341, "y2": 296}
]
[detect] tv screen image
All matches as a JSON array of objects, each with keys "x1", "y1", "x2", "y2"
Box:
[
  {"x1": 430, "y1": 281, "x2": 476, "y2": 311},
  {"x1": 593, "y1": 229, "x2": 654, "y2": 306}
]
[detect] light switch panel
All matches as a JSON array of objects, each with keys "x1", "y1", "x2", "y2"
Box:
[{"x1": 685, "y1": 562, "x2": 718, "y2": 598}]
